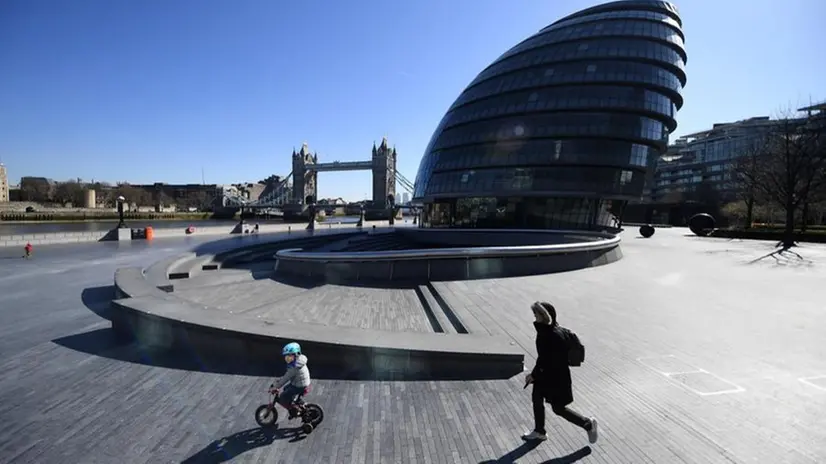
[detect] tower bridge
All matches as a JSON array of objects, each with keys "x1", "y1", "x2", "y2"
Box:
[{"x1": 219, "y1": 137, "x2": 415, "y2": 219}]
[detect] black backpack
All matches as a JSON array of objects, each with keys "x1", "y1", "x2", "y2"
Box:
[{"x1": 560, "y1": 327, "x2": 585, "y2": 366}]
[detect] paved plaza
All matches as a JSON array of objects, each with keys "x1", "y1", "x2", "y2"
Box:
[{"x1": 1, "y1": 229, "x2": 826, "y2": 463}]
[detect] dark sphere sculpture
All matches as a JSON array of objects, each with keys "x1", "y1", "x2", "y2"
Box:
[
  {"x1": 688, "y1": 213, "x2": 716, "y2": 237},
  {"x1": 639, "y1": 224, "x2": 655, "y2": 238}
]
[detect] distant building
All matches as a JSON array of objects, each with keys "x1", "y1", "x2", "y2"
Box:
[
  {"x1": 649, "y1": 102, "x2": 826, "y2": 204},
  {"x1": 401, "y1": 192, "x2": 410, "y2": 204},
  {"x1": 19, "y1": 176, "x2": 57, "y2": 202},
  {"x1": 0, "y1": 164, "x2": 8, "y2": 202},
  {"x1": 318, "y1": 197, "x2": 347, "y2": 205}
]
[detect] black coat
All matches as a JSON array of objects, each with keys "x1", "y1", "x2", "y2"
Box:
[{"x1": 530, "y1": 322, "x2": 573, "y2": 406}]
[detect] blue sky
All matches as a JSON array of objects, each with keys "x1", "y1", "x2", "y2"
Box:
[{"x1": 1, "y1": 0, "x2": 823, "y2": 201}]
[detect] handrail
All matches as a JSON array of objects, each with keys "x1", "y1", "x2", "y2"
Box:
[{"x1": 275, "y1": 232, "x2": 620, "y2": 262}]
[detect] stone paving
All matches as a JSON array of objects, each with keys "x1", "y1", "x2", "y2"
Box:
[
  {"x1": 174, "y1": 280, "x2": 436, "y2": 333},
  {"x1": 1, "y1": 229, "x2": 826, "y2": 463}
]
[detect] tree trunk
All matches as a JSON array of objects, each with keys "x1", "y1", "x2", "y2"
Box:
[
  {"x1": 801, "y1": 202, "x2": 810, "y2": 232},
  {"x1": 782, "y1": 203, "x2": 796, "y2": 248},
  {"x1": 745, "y1": 196, "x2": 754, "y2": 228}
]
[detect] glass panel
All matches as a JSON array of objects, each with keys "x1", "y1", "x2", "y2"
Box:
[
  {"x1": 433, "y1": 112, "x2": 666, "y2": 151},
  {"x1": 468, "y1": 39, "x2": 685, "y2": 91},
  {"x1": 424, "y1": 196, "x2": 628, "y2": 231},
  {"x1": 424, "y1": 166, "x2": 645, "y2": 198},
  {"x1": 430, "y1": 139, "x2": 655, "y2": 171}
]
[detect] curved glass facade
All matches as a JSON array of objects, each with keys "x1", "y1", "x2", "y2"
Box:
[{"x1": 413, "y1": 0, "x2": 686, "y2": 231}]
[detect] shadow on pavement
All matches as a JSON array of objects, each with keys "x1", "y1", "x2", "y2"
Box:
[
  {"x1": 479, "y1": 442, "x2": 590, "y2": 463},
  {"x1": 81, "y1": 286, "x2": 116, "y2": 320},
  {"x1": 539, "y1": 446, "x2": 592, "y2": 464},
  {"x1": 181, "y1": 426, "x2": 305, "y2": 464},
  {"x1": 746, "y1": 245, "x2": 813, "y2": 267},
  {"x1": 52, "y1": 328, "x2": 281, "y2": 377}
]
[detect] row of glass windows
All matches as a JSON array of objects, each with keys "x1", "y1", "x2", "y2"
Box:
[
  {"x1": 655, "y1": 161, "x2": 734, "y2": 182},
  {"x1": 541, "y1": 9, "x2": 682, "y2": 36},
  {"x1": 692, "y1": 135, "x2": 766, "y2": 163},
  {"x1": 655, "y1": 171, "x2": 730, "y2": 188},
  {"x1": 420, "y1": 166, "x2": 644, "y2": 198},
  {"x1": 442, "y1": 85, "x2": 678, "y2": 131},
  {"x1": 429, "y1": 139, "x2": 657, "y2": 172},
  {"x1": 472, "y1": 39, "x2": 686, "y2": 90},
  {"x1": 432, "y1": 113, "x2": 668, "y2": 152},
  {"x1": 500, "y1": 20, "x2": 685, "y2": 65},
  {"x1": 660, "y1": 132, "x2": 769, "y2": 166},
  {"x1": 421, "y1": 197, "x2": 627, "y2": 231},
  {"x1": 454, "y1": 60, "x2": 682, "y2": 111}
]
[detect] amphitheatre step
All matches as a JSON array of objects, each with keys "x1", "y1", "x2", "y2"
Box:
[
  {"x1": 173, "y1": 278, "x2": 308, "y2": 312},
  {"x1": 238, "y1": 284, "x2": 437, "y2": 333},
  {"x1": 167, "y1": 254, "x2": 215, "y2": 279},
  {"x1": 168, "y1": 266, "x2": 276, "y2": 291},
  {"x1": 110, "y1": 293, "x2": 524, "y2": 380}
]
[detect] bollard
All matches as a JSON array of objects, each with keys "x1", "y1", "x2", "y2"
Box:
[
  {"x1": 328, "y1": 223, "x2": 331, "y2": 229},
  {"x1": 288, "y1": 226, "x2": 291, "y2": 234}
]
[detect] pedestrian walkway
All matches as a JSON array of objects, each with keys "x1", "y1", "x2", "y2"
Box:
[{"x1": 1, "y1": 228, "x2": 825, "y2": 463}]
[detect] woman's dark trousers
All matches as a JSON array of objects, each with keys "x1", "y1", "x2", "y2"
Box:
[{"x1": 532, "y1": 385, "x2": 590, "y2": 434}]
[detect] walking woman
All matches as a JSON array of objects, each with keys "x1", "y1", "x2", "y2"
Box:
[{"x1": 522, "y1": 301, "x2": 598, "y2": 443}]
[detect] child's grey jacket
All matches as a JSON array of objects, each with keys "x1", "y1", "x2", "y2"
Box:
[{"x1": 275, "y1": 354, "x2": 311, "y2": 388}]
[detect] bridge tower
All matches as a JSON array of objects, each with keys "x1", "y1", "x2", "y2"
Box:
[
  {"x1": 292, "y1": 142, "x2": 318, "y2": 204},
  {"x1": 372, "y1": 137, "x2": 397, "y2": 208}
]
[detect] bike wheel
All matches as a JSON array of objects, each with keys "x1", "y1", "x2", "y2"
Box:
[
  {"x1": 301, "y1": 423, "x2": 314, "y2": 434},
  {"x1": 303, "y1": 403, "x2": 324, "y2": 426},
  {"x1": 255, "y1": 404, "x2": 278, "y2": 427}
]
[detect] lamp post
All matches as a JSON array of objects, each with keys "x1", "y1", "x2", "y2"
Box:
[
  {"x1": 356, "y1": 203, "x2": 365, "y2": 228},
  {"x1": 116, "y1": 196, "x2": 126, "y2": 228},
  {"x1": 305, "y1": 195, "x2": 316, "y2": 231},
  {"x1": 387, "y1": 194, "x2": 396, "y2": 226},
  {"x1": 306, "y1": 202, "x2": 316, "y2": 231}
]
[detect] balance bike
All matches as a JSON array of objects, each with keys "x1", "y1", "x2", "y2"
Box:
[{"x1": 255, "y1": 384, "x2": 324, "y2": 434}]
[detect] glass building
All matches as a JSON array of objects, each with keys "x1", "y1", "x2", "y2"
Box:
[{"x1": 412, "y1": 0, "x2": 687, "y2": 230}]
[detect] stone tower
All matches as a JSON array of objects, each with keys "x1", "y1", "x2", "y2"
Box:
[
  {"x1": 0, "y1": 163, "x2": 9, "y2": 203},
  {"x1": 372, "y1": 137, "x2": 397, "y2": 208},
  {"x1": 291, "y1": 142, "x2": 318, "y2": 204}
]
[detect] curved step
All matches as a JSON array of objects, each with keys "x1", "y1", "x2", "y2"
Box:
[{"x1": 173, "y1": 278, "x2": 310, "y2": 311}]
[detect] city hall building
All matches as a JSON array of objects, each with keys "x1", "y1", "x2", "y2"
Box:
[{"x1": 412, "y1": 0, "x2": 686, "y2": 230}]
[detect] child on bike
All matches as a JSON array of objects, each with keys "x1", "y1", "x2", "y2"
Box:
[
  {"x1": 23, "y1": 243, "x2": 33, "y2": 259},
  {"x1": 270, "y1": 342, "x2": 311, "y2": 419}
]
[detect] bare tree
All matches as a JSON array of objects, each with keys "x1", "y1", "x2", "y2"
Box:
[
  {"x1": 731, "y1": 135, "x2": 772, "y2": 228},
  {"x1": 110, "y1": 183, "x2": 149, "y2": 208},
  {"x1": 732, "y1": 109, "x2": 826, "y2": 247},
  {"x1": 53, "y1": 181, "x2": 86, "y2": 206}
]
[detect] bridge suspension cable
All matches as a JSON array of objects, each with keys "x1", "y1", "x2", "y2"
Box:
[{"x1": 395, "y1": 171, "x2": 415, "y2": 194}]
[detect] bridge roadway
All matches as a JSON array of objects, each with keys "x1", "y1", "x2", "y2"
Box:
[{"x1": 2, "y1": 230, "x2": 826, "y2": 463}]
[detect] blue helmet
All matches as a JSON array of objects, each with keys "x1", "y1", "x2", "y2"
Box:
[{"x1": 282, "y1": 342, "x2": 301, "y2": 356}]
